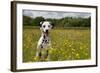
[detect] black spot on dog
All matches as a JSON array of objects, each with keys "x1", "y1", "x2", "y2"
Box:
[
  {"x1": 45, "y1": 40, "x2": 47, "y2": 43},
  {"x1": 43, "y1": 40, "x2": 45, "y2": 42},
  {"x1": 45, "y1": 40, "x2": 49, "y2": 44},
  {"x1": 39, "y1": 52, "x2": 41, "y2": 57},
  {"x1": 43, "y1": 35, "x2": 46, "y2": 39},
  {"x1": 45, "y1": 50, "x2": 49, "y2": 58},
  {"x1": 41, "y1": 45, "x2": 43, "y2": 48},
  {"x1": 46, "y1": 50, "x2": 49, "y2": 55}
]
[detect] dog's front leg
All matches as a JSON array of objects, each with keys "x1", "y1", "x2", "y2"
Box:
[
  {"x1": 36, "y1": 45, "x2": 43, "y2": 61},
  {"x1": 45, "y1": 44, "x2": 52, "y2": 61}
]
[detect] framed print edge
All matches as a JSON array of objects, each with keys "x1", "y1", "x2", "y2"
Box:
[
  {"x1": 11, "y1": 1, "x2": 17, "y2": 72},
  {"x1": 96, "y1": 6, "x2": 98, "y2": 67},
  {"x1": 11, "y1": 1, "x2": 98, "y2": 72}
]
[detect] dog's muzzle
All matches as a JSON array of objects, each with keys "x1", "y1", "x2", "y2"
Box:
[
  {"x1": 45, "y1": 30, "x2": 49, "y2": 35},
  {"x1": 46, "y1": 30, "x2": 48, "y2": 33}
]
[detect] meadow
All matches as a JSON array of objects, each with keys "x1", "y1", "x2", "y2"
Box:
[{"x1": 23, "y1": 27, "x2": 91, "y2": 62}]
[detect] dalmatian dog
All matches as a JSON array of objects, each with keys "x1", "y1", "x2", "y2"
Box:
[{"x1": 36, "y1": 21, "x2": 54, "y2": 61}]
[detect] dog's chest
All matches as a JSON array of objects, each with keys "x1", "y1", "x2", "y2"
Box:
[
  {"x1": 42, "y1": 38, "x2": 49, "y2": 44},
  {"x1": 40, "y1": 36, "x2": 50, "y2": 49}
]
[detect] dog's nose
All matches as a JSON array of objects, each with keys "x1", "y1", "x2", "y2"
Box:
[{"x1": 46, "y1": 30, "x2": 48, "y2": 33}]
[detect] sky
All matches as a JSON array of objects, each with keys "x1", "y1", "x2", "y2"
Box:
[{"x1": 23, "y1": 10, "x2": 91, "y2": 19}]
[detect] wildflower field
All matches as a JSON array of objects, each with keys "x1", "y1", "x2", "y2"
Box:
[{"x1": 23, "y1": 27, "x2": 91, "y2": 62}]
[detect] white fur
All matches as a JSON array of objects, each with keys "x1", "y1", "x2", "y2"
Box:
[
  {"x1": 36, "y1": 21, "x2": 53, "y2": 59},
  {"x1": 40, "y1": 21, "x2": 52, "y2": 32}
]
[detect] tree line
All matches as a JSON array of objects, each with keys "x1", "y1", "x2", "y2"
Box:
[{"x1": 23, "y1": 16, "x2": 91, "y2": 27}]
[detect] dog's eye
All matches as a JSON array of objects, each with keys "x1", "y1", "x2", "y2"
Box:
[
  {"x1": 43, "y1": 25, "x2": 45, "y2": 28},
  {"x1": 48, "y1": 25, "x2": 50, "y2": 27}
]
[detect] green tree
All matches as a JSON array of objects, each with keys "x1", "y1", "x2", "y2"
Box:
[
  {"x1": 23, "y1": 16, "x2": 32, "y2": 26},
  {"x1": 32, "y1": 17, "x2": 45, "y2": 26}
]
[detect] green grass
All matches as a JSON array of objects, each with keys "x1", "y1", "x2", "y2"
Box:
[{"x1": 23, "y1": 27, "x2": 91, "y2": 62}]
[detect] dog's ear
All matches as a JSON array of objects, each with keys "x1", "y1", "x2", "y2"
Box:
[
  {"x1": 51, "y1": 22, "x2": 54, "y2": 29},
  {"x1": 39, "y1": 21, "x2": 43, "y2": 27}
]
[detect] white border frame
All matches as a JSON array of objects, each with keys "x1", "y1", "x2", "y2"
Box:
[{"x1": 15, "y1": 3, "x2": 97, "y2": 70}]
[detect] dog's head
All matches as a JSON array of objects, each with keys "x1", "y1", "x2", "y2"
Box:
[{"x1": 39, "y1": 21, "x2": 54, "y2": 34}]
